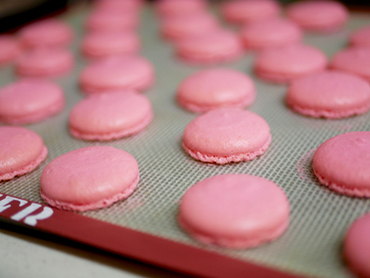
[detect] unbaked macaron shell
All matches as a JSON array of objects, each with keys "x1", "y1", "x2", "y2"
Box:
[
  {"x1": 85, "y1": 10, "x2": 139, "y2": 32},
  {"x1": 177, "y1": 68, "x2": 256, "y2": 113},
  {"x1": 155, "y1": 0, "x2": 208, "y2": 17},
  {"x1": 69, "y1": 90, "x2": 153, "y2": 141},
  {"x1": 0, "y1": 35, "x2": 22, "y2": 65},
  {"x1": 349, "y1": 25, "x2": 370, "y2": 48},
  {"x1": 286, "y1": 70, "x2": 370, "y2": 119},
  {"x1": 0, "y1": 126, "x2": 48, "y2": 181},
  {"x1": 40, "y1": 146, "x2": 139, "y2": 212},
  {"x1": 0, "y1": 78, "x2": 65, "y2": 124},
  {"x1": 343, "y1": 213, "x2": 370, "y2": 278},
  {"x1": 182, "y1": 108, "x2": 271, "y2": 164},
  {"x1": 312, "y1": 131, "x2": 370, "y2": 197},
  {"x1": 179, "y1": 174, "x2": 290, "y2": 249}
]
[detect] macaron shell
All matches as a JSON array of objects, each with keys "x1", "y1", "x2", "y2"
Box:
[
  {"x1": 0, "y1": 35, "x2": 22, "y2": 65},
  {"x1": 155, "y1": 0, "x2": 207, "y2": 16},
  {"x1": 179, "y1": 174, "x2": 290, "y2": 249},
  {"x1": 349, "y1": 25, "x2": 370, "y2": 47},
  {"x1": 85, "y1": 10, "x2": 139, "y2": 32},
  {"x1": 312, "y1": 132, "x2": 370, "y2": 196}
]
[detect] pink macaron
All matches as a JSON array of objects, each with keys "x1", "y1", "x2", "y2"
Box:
[
  {"x1": 221, "y1": 0, "x2": 281, "y2": 25},
  {"x1": 179, "y1": 174, "x2": 290, "y2": 249},
  {"x1": 286, "y1": 0, "x2": 348, "y2": 33},
  {"x1": 85, "y1": 9, "x2": 139, "y2": 32},
  {"x1": 0, "y1": 78, "x2": 65, "y2": 124},
  {"x1": 286, "y1": 70, "x2": 370, "y2": 119},
  {"x1": 331, "y1": 47, "x2": 370, "y2": 83},
  {"x1": 240, "y1": 18, "x2": 303, "y2": 50},
  {"x1": 177, "y1": 67, "x2": 256, "y2": 113},
  {"x1": 80, "y1": 30, "x2": 140, "y2": 59},
  {"x1": 343, "y1": 213, "x2": 370, "y2": 278},
  {"x1": 79, "y1": 55, "x2": 155, "y2": 93},
  {"x1": 0, "y1": 126, "x2": 48, "y2": 181},
  {"x1": 182, "y1": 108, "x2": 271, "y2": 164},
  {"x1": 40, "y1": 146, "x2": 139, "y2": 212},
  {"x1": 155, "y1": 0, "x2": 208, "y2": 17},
  {"x1": 349, "y1": 25, "x2": 370, "y2": 48},
  {"x1": 254, "y1": 44, "x2": 328, "y2": 84},
  {"x1": 312, "y1": 131, "x2": 370, "y2": 197},
  {"x1": 175, "y1": 29, "x2": 244, "y2": 65},
  {"x1": 0, "y1": 35, "x2": 22, "y2": 65},
  {"x1": 18, "y1": 18, "x2": 73, "y2": 48},
  {"x1": 93, "y1": 0, "x2": 143, "y2": 12},
  {"x1": 15, "y1": 47, "x2": 74, "y2": 78},
  {"x1": 69, "y1": 90, "x2": 153, "y2": 141}
]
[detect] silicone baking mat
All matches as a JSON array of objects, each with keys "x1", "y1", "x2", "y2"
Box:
[{"x1": 1, "y1": 2, "x2": 370, "y2": 278}]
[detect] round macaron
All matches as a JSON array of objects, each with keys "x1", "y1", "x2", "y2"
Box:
[
  {"x1": 286, "y1": 70, "x2": 370, "y2": 119},
  {"x1": 176, "y1": 68, "x2": 256, "y2": 113},
  {"x1": 286, "y1": 0, "x2": 348, "y2": 33},
  {"x1": 179, "y1": 174, "x2": 290, "y2": 249},
  {"x1": 79, "y1": 55, "x2": 155, "y2": 93},
  {"x1": 182, "y1": 108, "x2": 271, "y2": 164},
  {"x1": 15, "y1": 47, "x2": 74, "y2": 78},
  {"x1": 0, "y1": 35, "x2": 22, "y2": 66},
  {"x1": 254, "y1": 44, "x2": 328, "y2": 84},
  {"x1": 312, "y1": 131, "x2": 370, "y2": 197},
  {"x1": 240, "y1": 18, "x2": 302, "y2": 50},
  {"x1": 40, "y1": 146, "x2": 139, "y2": 212},
  {"x1": 331, "y1": 47, "x2": 370, "y2": 83},
  {"x1": 18, "y1": 18, "x2": 73, "y2": 49},
  {"x1": 0, "y1": 126, "x2": 48, "y2": 181},
  {"x1": 0, "y1": 78, "x2": 65, "y2": 124},
  {"x1": 85, "y1": 9, "x2": 139, "y2": 32},
  {"x1": 349, "y1": 25, "x2": 370, "y2": 48},
  {"x1": 343, "y1": 213, "x2": 370, "y2": 278},
  {"x1": 175, "y1": 29, "x2": 244, "y2": 65},
  {"x1": 80, "y1": 30, "x2": 140, "y2": 59},
  {"x1": 220, "y1": 0, "x2": 281, "y2": 25},
  {"x1": 69, "y1": 90, "x2": 153, "y2": 141},
  {"x1": 93, "y1": 0, "x2": 143, "y2": 12},
  {"x1": 155, "y1": 0, "x2": 208, "y2": 17}
]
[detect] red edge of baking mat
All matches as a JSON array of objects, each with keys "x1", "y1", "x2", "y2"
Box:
[{"x1": 0, "y1": 192, "x2": 306, "y2": 278}]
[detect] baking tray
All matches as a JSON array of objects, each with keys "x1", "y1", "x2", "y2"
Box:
[{"x1": 1, "y1": 3, "x2": 370, "y2": 277}]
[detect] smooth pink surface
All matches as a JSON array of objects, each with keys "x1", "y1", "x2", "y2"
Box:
[
  {"x1": 93, "y1": 0, "x2": 143, "y2": 12},
  {"x1": 179, "y1": 174, "x2": 290, "y2": 249},
  {"x1": 241, "y1": 18, "x2": 302, "y2": 50},
  {"x1": 182, "y1": 108, "x2": 271, "y2": 164},
  {"x1": 0, "y1": 78, "x2": 65, "y2": 124},
  {"x1": 344, "y1": 213, "x2": 370, "y2": 278},
  {"x1": 286, "y1": 70, "x2": 370, "y2": 118},
  {"x1": 85, "y1": 10, "x2": 139, "y2": 32},
  {"x1": 286, "y1": 0, "x2": 348, "y2": 32},
  {"x1": 155, "y1": 0, "x2": 207, "y2": 17},
  {"x1": 18, "y1": 18, "x2": 73, "y2": 48},
  {"x1": 81, "y1": 31, "x2": 140, "y2": 59},
  {"x1": 331, "y1": 47, "x2": 370, "y2": 83},
  {"x1": 0, "y1": 35, "x2": 22, "y2": 65},
  {"x1": 221, "y1": 0, "x2": 281, "y2": 25},
  {"x1": 254, "y1": 44, "x2": 328, "y2": 83},
  {"x1": 69, "y1": 90, "x2": 153, "y2": 141},
  {"x1": 0, "y1": 126, "x2": 47, "y2": 181},
  {"x1": 312, "y1": 131, "x2": 370, "y2": 197},
  {"x1": 350, "y1": 25, "x2": 370, "y2": 48},
  {"x1": 177, "y1": 68, "x2": 256, "y2": 113},
  {"x1": 79, "y1": 55, "x2": 155, "y2": 93},
  {"x1": 16, "y1": 47, "x2": 74, "y2": 77},
  {"x1": 176, "y1": 29, "x2": 244, "y2": 64},
  {"x1": 40, "y1": 146, "x2": 139, "y2": 212}
]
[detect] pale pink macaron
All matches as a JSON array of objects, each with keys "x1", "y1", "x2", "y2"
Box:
[
  {"x1": 0, "y1": 35, "x2": 22, "y2": 65},
  {"x1": 254, "y1": 44, "x2": 328, "y2": 84},
  {"x1": 79, "y1": 55, "x2": 155, "y2": 93},
  {"x1": 93, "y1": 0, "x2": 143, "y2": 12},
  {"x1": 18, "y1": 18, "x2": 73, "y2": 48},
  {"x1": 179, "y1": 174, "x2": 290, "y2": 249},
  {"x1": 349, "y1": 25, "x2": 370, "y2": 48},
  {"x1": 220, "y1": 0, "x2": 281, "y2": 25},
  {"x1": 69, "y1": 90, "x2": 153, "y2": 141},
  {"x1": 175, "y1": 29, "x2": 244, "y2": 65},
  {"x1": 85, "y1": 9, "x2": 139, "y2": 32},
  {"x1": 331, "y1": 47, "x2": 370, "y2": 83},
  {"x1": 286, "y1": 70, "x2": 370, "y2": 119},
  {"x1": 182, "y1": 108, "x2": 271, "y2": 164},
  {"x1": 286, "y1": 0, "x2": 348, "y2": 33},
  {"x1": 160, "y1": 12, "x2": 220, "y2": 41},
  {"x1": 40, "y1": 146, "x2": 139, "y2": 212},
  {"x1": 0, "y1": 78, "x2": 65, "y2": 124},
  {"x1": 312, "y1": 131, "x2": 370, "y2": 197},
  {"x1": 0, "y1": 126, "x2": 47, "y2": 181},
  {"x1": 240, "y1": 18, "x2": 303, "y2": 50},
  {"x1": 177, "y1": 68, "x2": 256, "y2": 113},
  {"x1": 343, "y1": 213, "x2": 370, "y2": 278},
  {"x1": 15, "y1": 47, "x2": 74, "y2": 78},
  {"x1": 155, "y1": 0, "x2": 208, "y2": 17},
  {"x1": 80, "y1": 31, "x2": 140, "y2": 59}
]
